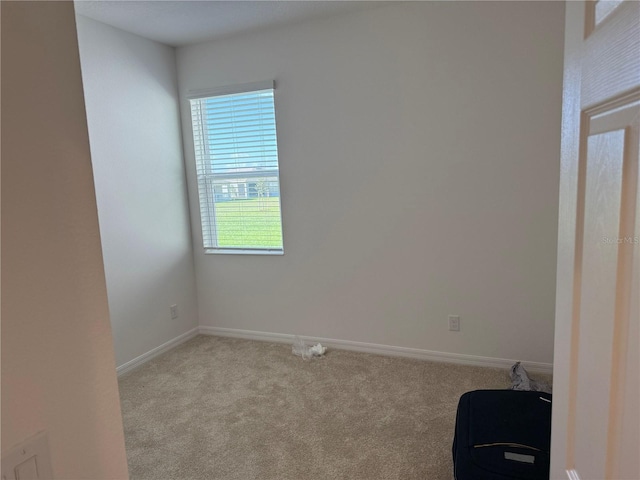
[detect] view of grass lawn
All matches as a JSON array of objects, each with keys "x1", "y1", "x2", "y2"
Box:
[{"x1": 214, "y1": 197, "x2": 283, "y2": 248}]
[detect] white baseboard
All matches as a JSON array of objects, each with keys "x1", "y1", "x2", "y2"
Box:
[
  {"x1": 116, "y1": 327, "x2": 200, "y2": 376},
  {"x1": 198, "y1": 326, "x2": 553, "y2": 374}
]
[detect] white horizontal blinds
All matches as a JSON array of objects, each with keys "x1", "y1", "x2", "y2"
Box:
[{"x1": 190, "y1": 87, "x2": 283, "y2": 251}]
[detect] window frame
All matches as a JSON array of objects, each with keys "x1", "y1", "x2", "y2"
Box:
[{"x1": 187, "y1": 81, "x2": 285, "y2": 255}]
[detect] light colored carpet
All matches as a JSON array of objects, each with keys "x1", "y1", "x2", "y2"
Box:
[{"x1": 118, "y1": 335, "x2": 520, "y2": 480}]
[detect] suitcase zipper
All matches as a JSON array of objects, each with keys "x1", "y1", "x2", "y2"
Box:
[{"x1": 473, "y1": 443, "x2": 543, "y2": 452}]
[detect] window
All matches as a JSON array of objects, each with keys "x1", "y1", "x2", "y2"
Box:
[{"x1": 189, "y1": 81, "x2": 284, "y2": 254}]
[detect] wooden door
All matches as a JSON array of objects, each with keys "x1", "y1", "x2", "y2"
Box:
[{"x1": 551, "y1": 1, "x2": 639, "y2": 479}]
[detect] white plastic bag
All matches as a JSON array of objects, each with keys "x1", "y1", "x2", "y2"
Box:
[
  {"x1": 292, "y1": 336, "x2": 327, "y2": 360},
  {"x1": 510, "y1": 362, "x2": 552, "y2": 393}
]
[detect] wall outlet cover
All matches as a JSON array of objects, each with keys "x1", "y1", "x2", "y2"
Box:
[{"x1": 1, "y1": 431, "x2": 54, "y2": 480}]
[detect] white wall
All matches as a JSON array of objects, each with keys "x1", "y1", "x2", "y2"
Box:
[
  {"x1": 1, "y1": 2, "x2": 129, "y2": 478},
  {"x1": 178, "y1": 2, "x2": 565, "y2": 365},
  {"x1": 76, "y1": 16, "x2": 198, "y2": 367}
]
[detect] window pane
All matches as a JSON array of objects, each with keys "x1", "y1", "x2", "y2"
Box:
[{"x1": 190, "y1": 88, "x2": 284, "y2": 252}]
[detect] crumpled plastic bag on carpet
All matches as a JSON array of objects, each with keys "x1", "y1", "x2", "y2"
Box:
[
  {"x1": 510, "y1": 362, "x2": 552, "y2": 393},
  {"x1": 292, "y1": 336, "x2": 327, "y2": 360}
]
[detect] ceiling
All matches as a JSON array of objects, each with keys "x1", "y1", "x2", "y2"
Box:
[{"x1": 74, "y1": 1, "x2": 387, "y2": 47}]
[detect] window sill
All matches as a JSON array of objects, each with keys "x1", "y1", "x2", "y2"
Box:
[{"x1": 204, "y1": 248, "x2": 284, "y2": 256}]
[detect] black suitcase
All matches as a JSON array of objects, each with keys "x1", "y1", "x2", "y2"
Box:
[{"x1": 452, "y1": 389, "x2": 552, "y2": 480}]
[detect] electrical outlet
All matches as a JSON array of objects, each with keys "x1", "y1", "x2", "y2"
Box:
[
  {"x1": 170, "y1": 304, "x2": 178, "y2": 320},
  {"x1": 448, "y1": 315, "x2": 460, "y2": 331}
]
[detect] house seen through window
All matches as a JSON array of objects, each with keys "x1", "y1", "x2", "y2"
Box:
[{"x1": 189, "y1": 82, "x2": 284, "y2": 253}]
